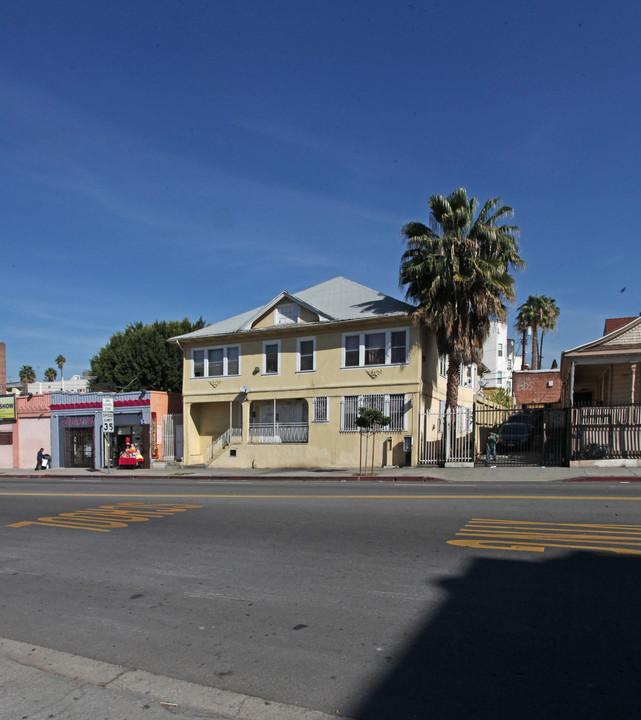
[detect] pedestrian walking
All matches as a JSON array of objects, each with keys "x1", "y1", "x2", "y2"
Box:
[{"x1": 486, "y1": 431, "x2": 498, "y2": 466}]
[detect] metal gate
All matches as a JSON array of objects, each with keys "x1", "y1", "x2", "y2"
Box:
[
  {"x1": 161, "y1": 414, "x2": 183, "y2": 461},
  {"x1": 64, "y1": 427, "x2": 94, "y2": 468},
  {"x1": 474, "y1": 406, "x2": 569, "y2": 467},
  {"x1": 419, "y1": 405, "x2": 569, "y2": 467},
  {"x1": 419, "y1": 407, "x2": 474, "y2": 465}
]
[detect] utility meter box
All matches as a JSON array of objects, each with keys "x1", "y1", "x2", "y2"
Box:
[{"x1": 403, "y1": 435, "x2": 413, "y2": 453}]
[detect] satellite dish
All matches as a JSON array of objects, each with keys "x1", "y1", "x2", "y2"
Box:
[{"x1": 240, "y1": 385, "x2": 250, "y2": 394}]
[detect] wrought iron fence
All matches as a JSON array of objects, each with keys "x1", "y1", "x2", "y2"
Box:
[
  {"x1": 419, "y1": 408, "x2": 474, "y2": 465},
  {"x1": 249, "y1": 422, "x2": 309, "y2": 444}
]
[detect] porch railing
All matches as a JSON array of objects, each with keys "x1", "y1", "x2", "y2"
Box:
[
  {"x1": 571, "y1": 404, "x2": 641, "y2": 460},
  {"x1": 249, "y1": 422, "x2": 308, "y2": 444},
  {"x1": 206, "y1": 427, "x2": 242, "y2": 462}
]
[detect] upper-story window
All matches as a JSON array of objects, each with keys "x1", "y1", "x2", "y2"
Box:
[
  {"x1": 342, "y1": 328, "x2": 408, "y2": 368},
  {"x1": 192, "y1": 345, "x2": 240, "y2": 378},
  {"x1": 459, "y1": 363, "x2": 477, "y2": 389},
  {"x1": 439, "y1": 354, "x2": 448, "y2": 378},
  {"x1": 297, "y1": 337, "x2": 315, "y2": 372},
  {"x1": 498, "y1": 343, "x2": 503, "y2": 357},
  {"x1": 263, "y1": 340, "x2": 280, "y2": 375},
  {"x1": 276, "y1": 303, "x2": 299, "y2": 325}
]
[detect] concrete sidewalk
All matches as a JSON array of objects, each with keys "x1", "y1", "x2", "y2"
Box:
[
  {"x1": 0, "y1": 638, "x2": 342, "y2": 720},
  {"x1": 1, "y1": 464, "x2": 641, "y2": 482}
]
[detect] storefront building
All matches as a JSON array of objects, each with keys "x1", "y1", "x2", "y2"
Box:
[
  {"x1": 50, "y1": 391, "x2": 181, "y2": 470},
  {"x1": 0, "y1": 394, "x2": 17, "y2": 468}
]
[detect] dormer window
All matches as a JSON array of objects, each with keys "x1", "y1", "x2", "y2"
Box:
[{"x1": 276, "y1": 303, "x2": 299, "y2": 325}]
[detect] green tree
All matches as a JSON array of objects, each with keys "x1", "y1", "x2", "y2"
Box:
[
  {"x1": 400, "y1": 188, "x2": 524, "y2": 417},
  {"x1": 44, "y1": 367, "x2": 57, "y2": 382},
  {"x1": 90, "y1": 318, "x2": 206, "y2": 393},
  {"x1": 484, "y1": 387, "x2": 513, "y2": 408},
  {"x1": 55, "y1": 355, "x2": 66, "y2": 390},
  {"x1": 19, "y1": 365, "x2": 36, "y2": 393},
  {"x1": 355, "y1": 407, "x2": 391, "y2": 476}
]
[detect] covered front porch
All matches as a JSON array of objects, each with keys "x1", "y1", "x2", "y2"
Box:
[{"x1": 249, "y1": 398, "x2": 309, "y2": 444}]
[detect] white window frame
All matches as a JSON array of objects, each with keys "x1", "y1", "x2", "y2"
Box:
[
  {"x1": 341, "y1": 328, "x2": 409, "y2": 368},
  {"x1": 312, "y1": 396, "x2": 329, "y2": 423},
  {"x1": 498, "y1": 343, "x2": 503, "y2": 358},
  {"x1": 276, "y1": 303, "x2": 300, "y2": 325},
  {"x1": 439, "y1": 354, "x2": 448, "y2": 378},
  {"x1": 340, "y1": 393, "x2": 407, "y2": 432},
  {"x1": 262, "y1": 340, "x2": 281, "y2": 375},
  {"x1": 191, "y1": 345, "x2": 241, "y2": 378},
  {"x1": 296, "y1": 336, "x2": 316, "y2": 373}
]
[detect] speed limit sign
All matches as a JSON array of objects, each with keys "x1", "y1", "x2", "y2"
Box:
[{"x1": 104, "y1": 415, "x2": 114, "y2": 433}]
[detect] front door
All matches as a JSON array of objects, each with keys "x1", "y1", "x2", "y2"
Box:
[{"x1": 64, "y1": 427, "x2": 94, "y2": 468}]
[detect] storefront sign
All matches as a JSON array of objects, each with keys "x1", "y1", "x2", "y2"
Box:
[
  {"x1": 151, "y1": 412, "x2": 158, "y2": 458},
  {"x1": 0, "y1": 395, "x2": 16, "y2": 421},
  {"x1": 60, "y1": 415, "x2": 95, "y2": 428}
]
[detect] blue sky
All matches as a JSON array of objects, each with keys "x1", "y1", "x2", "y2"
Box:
[{"x1": 1, "y1": 1, "x2": 639, "y2": 383}]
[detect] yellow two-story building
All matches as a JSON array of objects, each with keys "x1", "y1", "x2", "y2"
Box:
[{"x1": 170, "y1": 277, "x2": 475, "y2": 469}]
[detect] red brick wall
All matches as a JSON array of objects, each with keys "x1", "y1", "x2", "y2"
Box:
[{"x1": 513, "y1": 370, "x2": 562, "y2": 407}]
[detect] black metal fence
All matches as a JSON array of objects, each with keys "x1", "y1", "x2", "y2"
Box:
[
  {"x1": 474, "y1": 406, "x2": 570, "y2": 467},
  {"x1": 571, "y1": 404, "x2": 641, "y2": 461}
]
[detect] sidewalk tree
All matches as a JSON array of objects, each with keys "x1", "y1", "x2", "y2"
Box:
[
  {"x1": 44, "y1": 367, "x2": 57, "y2": 382},
  {"x1": 355, "y1": 407, "x2": 391, "y2": 476},
  {"x1": 90, "y1": 318, "x2": 206, "y2": 393},
  {"x1": 400, "y1": 188, "x2": 524, "y2": 430}
]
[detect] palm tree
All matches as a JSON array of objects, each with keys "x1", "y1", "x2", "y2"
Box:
[
  {"x1": 55, "y1": 355, "x2": 66, "y2": 390},
  {"x1": 19, "y1": 365, "x2": 36, "y2": 394},
  {"x1": 400, "y1": 188, "x2": 524, "y2": 417},
  {"x1": 515, "y1": 298, "x2": 537, "y2": 369},
  {"x1": 537, "y1": 295, "x2": 560, "y2": 369},
  {"x1": 44, "y1": 367, "x2": 57, "y2": 382}
]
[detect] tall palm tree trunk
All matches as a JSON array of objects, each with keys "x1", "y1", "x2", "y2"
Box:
[
  {"x1": 444, "y1": 358, "x2": 460, "y2": 458},
  {"x1": 530, "y1": 327, "x2": 538, "y2": 371}
]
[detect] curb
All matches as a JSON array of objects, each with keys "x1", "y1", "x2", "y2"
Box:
[{"x1": 0, "y1": 637, "x2": 352, "y2": 720}]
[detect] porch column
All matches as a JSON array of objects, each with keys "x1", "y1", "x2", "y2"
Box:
[
  {"x1": 242, "y1": 397, "x2": 250, "y2": 444},
  {"x1": 631, "y1": 362, "x2": 638, "y2": 404},
  {"x1": 569, "y1": 361, "x2": 575, "y2": 407}
]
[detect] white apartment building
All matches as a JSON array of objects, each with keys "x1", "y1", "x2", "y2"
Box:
[{"x1": 481, "y1": 320, "x2": 519, "y2": 394}]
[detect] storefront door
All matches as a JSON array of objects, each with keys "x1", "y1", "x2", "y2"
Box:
[{"x1": 64, "y1": 428, "x2": 94, "y2": 468}]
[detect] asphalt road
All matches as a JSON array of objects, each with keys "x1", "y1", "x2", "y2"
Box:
[{"x1": 1, "y1": 476, "x2": 640, "y2": 719}]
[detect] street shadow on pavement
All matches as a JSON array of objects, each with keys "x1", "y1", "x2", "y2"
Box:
[{"x1": 351, "y1": 552, "x2": 641, "y2": 719}]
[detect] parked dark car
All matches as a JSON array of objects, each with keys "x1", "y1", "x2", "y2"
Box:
[{"x1": 498, "y1": 422, "x2": 531, "y2": 449}]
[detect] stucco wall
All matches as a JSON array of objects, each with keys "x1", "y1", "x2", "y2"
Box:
[
  {"x1": 0, "y1": 428, "x2": 13, "y2": 468},
  {"x1": 18, "y1": 417, "x2": 51, "y2": 469}
]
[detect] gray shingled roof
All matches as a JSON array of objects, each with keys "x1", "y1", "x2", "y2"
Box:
[{"x1": 170, "y1": 276, "x2": 414, "y2": 342}]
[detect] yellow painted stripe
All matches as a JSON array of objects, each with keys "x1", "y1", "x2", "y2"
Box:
[
  {"x1": 469, "y1": 518, "x2": 641, "y2": 528},
  {"x1": 1, "y1": 493, "x2": 641, "y2": 500},
  {"x1": 447, "y1": 539, "x2": 641, "y2": 555},
  {"x1": 457, "y1": 531, "x2": 641, "y2": 544}
]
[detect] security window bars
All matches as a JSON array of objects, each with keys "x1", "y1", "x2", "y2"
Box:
[
  {"x1": 341, "y1": 393, "x2": 407, "y2": 432},
  {"x1": 313, "y1": 396, "x2": 329, "y2": 423}
]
